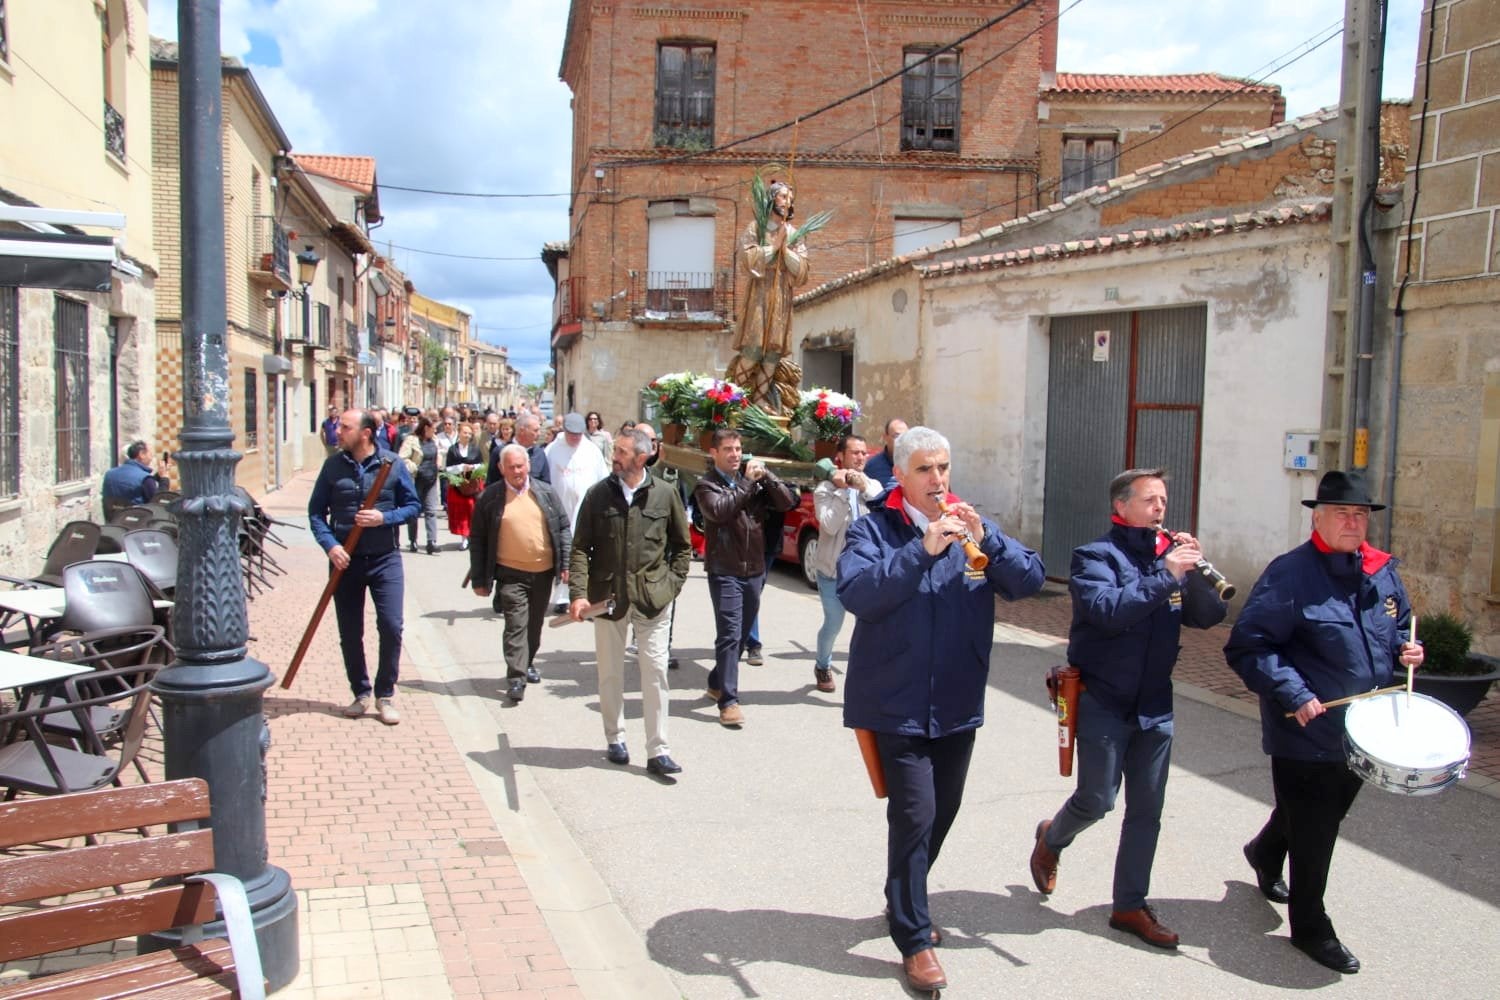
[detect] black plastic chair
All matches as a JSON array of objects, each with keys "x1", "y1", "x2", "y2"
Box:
[
  {"x1": 110, "y1": 506, "x2": 159, "y2": 531},
  {"x1": 123, "y1": 528, "x2": 178, "y2": 595},
  {"x1": 0, "y1": 665, "x2": 157, "y2": 799},
  {"x1": 96, "y1": 523, "x2": 128, "y2": 554},
  {"x1": 149, "y1": 489, "x2": 181, "y2": 509},
  {"x1": 0, "y1": 521, "x2": 101, "y2": 589},
  {"x1": 56, "y1": 560, "x2": 157, "y2": 635}
]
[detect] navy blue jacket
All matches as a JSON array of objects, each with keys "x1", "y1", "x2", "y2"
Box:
[
  {"x1": 308, "y1": 450, "x2": 421, "y2": 557},
  {"x1": 102, "y1": 459, "x2": 164, "y2": 505},
  {"x1": 487, "y1": 443, "x2": 550, "y2": 490},
  {"x1": 838, "y1": 489, "x2": 1045, "y2": 738},
  {"x1": 863, "y1": 449, "x2": 897, "y2": 491},
  {"x1": 1224, "y1": 537, "x2": 1412, "y2": 762},
  {"x1": 1069, "y1": 523, "x2": 1227, "y2": 729}
]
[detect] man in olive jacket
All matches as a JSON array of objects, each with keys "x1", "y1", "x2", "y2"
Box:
[
  {"x1": 570, "y1": 429, "x2": 692, "y2": 776},
  {"x1": 471, "y1": 444, "x2": 571, "y2": 703}
]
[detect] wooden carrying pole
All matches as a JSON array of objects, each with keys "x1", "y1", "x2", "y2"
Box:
[{"x1": 281, "y1": 456, "x2": 394, "y2": 689}]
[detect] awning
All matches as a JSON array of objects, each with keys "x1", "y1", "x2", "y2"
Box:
[{"x1": 0, "y1": 231, "x2": 115, "y2": 291}]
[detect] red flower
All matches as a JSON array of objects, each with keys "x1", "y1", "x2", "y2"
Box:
[
  {"x1": 713, "y1": 412, "x2": 725, "y2": 423},
  {"x1": 815, "y1": 401, "x2": 829, "y2": 419}
]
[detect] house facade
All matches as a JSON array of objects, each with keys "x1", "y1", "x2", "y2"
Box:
[
  {"x1": 0, "y1": 0, "x2": 158, "y2": 572},
  {"x1": 552, "y1": 0, "x2": 1065, "y2": 427}
]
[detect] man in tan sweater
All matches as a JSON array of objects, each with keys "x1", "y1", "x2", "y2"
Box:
[{"x1": 469, "y1": 444, "x2": 572, "y2": 702}]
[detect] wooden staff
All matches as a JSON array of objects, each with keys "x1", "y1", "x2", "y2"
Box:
[
  {"x1": 281, "y1": 456, "x2": 395, "y2": 689},
  {"x1": 854, "y1": 728, "x2": 887, "y2": 798}
]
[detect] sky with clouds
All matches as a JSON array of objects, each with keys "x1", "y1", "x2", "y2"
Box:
[{"x1": 148, "y1": 0, "x2": 1420, "y2": 385}]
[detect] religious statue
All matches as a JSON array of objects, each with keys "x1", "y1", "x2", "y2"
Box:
[{"x1": 725, "y1": 173, "x2": 830, "y2": 413}]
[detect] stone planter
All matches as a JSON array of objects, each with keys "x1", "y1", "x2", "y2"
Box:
[{"x1": 1410, "y1": 653, "x2": 1500, "y2": 718}]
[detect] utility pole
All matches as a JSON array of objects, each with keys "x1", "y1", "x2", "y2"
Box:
[
  {"x1": 1319, "y1": 0, "x2": 1388, "y2": 474},
  {"x1": 145, "y1": 0, "x2": 298, "y2": 987}
]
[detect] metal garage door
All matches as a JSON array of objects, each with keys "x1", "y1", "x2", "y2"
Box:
[{"x1": 1042, "y1": 306, "x2": 1206, "y2": 577}]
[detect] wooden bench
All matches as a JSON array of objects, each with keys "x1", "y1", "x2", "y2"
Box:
[{"x1": 0, "y1": 779, "x2": 266, "y2": 999}]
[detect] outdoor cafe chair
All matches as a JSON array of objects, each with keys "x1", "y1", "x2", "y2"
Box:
[
  {"x1": 0, "y1": 520, "x2": 101, "y2": 589},
  {"x1": 56, "y1": 560, "x2": 157, "y2": 637},
  {"x1": 149, "y1": 489, "x2": 181, "y2": 509},
  {"x1": 96, "y1": 522, "x2": 128, "y2": 554},
  {"x1": 123, "y1": 527, "x2": 178, "y2": 595},
  {"x1": 0, "y1": 663, "x2": 157, "y2": 799},
  {"x1": 110, "y1": 505, "x2": 161, "y2": 531}
]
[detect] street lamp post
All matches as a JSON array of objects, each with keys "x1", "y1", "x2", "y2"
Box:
[
  {"x1": 297, "y1": 243, "x2": 320, "y2": 355},
  {"x1": 144, "y1": 1, "x2": 297, "y2": 987}
]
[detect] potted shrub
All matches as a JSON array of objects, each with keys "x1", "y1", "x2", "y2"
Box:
[
  {"x1": 1409, "y1": 612, "x2": 1500, "y2": 717},
  {"x1": 685, "y1": 377, "x2": 748, "y2": 449},
  {"x1": 648, "y1": 371, "x2": 697, "y2": 444}
]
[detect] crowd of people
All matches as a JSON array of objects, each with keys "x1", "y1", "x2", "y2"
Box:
[{"x1": 305, "y1": 402, "x2": 1423, "y2": 993}]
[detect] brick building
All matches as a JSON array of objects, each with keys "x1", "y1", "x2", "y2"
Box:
[
  {"x1": 552, "y1": 0, "x2": 1063, "y2": 425},
  {"x1": 1037, "y1": 73, "x2": 1285, "y2": 204}
]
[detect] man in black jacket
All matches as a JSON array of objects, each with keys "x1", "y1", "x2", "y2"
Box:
[
  {"x1": 470, "y1": 443, "x2": 571, "y2": 702},
  {"x1": 691, "y1": 427, "x2": 796, "y2": 727},
  {"x1": 569, "y1": 428, "x2": 692, "y2": 775},
  {"x1": 1029, "y1": 469, "x2": 1226, "y2": 949}
]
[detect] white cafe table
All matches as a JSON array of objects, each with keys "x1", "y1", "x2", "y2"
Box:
[
  {"x1": 0, "y1": 587, "x2": 67, "y2": 620},
  {"x1": 0, "y1": 649, "x2": 92, "y2": 690}
]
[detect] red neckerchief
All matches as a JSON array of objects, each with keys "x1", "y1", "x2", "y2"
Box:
[
  {"x1": 1310, "y1": 530, "x2": 1392, "y2": 574},
  {"x1": 1111, "y1": 515, "x2": 1171, "y2": 556},
  {"x1": 884, "y1": 487, "x2": 961, "y2": 525}
]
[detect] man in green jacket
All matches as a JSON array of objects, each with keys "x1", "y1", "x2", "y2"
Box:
[{"x1": 569, "y1": 428, "x2": 693, "y2": 776}]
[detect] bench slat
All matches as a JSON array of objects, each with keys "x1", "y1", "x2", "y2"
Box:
[
  {"x1": 0, "y1": 830, "x2": 215, "y2": 906},
  {"x1": 0, "y1": 941, "x2": 237, "y2": 999},
  {"x1": 0, "y1": 884, "x2": 216, "y2": 963},
  {"x1": 0, "y1": 781, "x2": 210, "y2": 850}
]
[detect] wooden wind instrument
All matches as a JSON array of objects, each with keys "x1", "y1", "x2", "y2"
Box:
[{"x1": 935, "y1": 496, "x2": 988, "y2": 570}]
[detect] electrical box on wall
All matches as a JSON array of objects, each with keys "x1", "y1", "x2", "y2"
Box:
[{"x1": 1284, "y1": 432, "x2": 1319, "y2": 471}]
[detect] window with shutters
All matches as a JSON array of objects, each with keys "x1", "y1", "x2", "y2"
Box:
[
  {"x1": 1061, "y1": 136, "x2": 1119, "y2": 196},
  {"x1": 244, "y1": 368, "x2": 259, "y2": 449},
  {"x1": 654, "y1": 42, "x2": 715, "y2": 150},
  {"x1": 54, "y1": 296, "x2": 91, "y2": 483},
  {"x1": 902, "y1": 48, "x2": 960, "y2": 152}
]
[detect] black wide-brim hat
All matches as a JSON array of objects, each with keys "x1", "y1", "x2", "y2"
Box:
[{"x1": 1301, "y1": 470, "x2": 1386, "y2": 511}]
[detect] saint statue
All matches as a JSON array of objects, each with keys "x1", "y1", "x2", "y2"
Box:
[{"x1": 725, "y1": 177, "x2": 827, "y2": 413}]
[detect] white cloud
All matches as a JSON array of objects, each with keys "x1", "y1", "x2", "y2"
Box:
[{"x1": 148, "y1": 0, "x2": 1422, "y2": 385}]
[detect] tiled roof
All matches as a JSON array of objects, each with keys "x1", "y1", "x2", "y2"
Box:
[
  {"x1": 1050, "y1": 72, "x2": 1280, "y2": 95},
  {"x1": 914, "y1": 202, "x2": 1330, "y2": 278},
  {"x1": 796, "y1": 106, "x2": 1337, "y2": 306},
  {"x1": 294, "y1": 154, "x2": 377, "y2": 194}
]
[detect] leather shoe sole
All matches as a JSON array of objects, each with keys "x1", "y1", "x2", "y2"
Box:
[
  {"x1": 902, "y1": 948, "x2": 947, "y2": 991},
  {"x1": 1293, "y1": 936, "x2": 1360, "y2": 973},
  {"x1": 646, "y1": 755, "x2": 682, "y2": 775},
  {"x1": 1243, "y1": 842, "x2": 1290, "y2": 903}
]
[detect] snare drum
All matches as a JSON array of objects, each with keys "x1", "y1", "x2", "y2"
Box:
[{"x1": 1343, "y1": 691, "x2": 1470, "y2": 796}]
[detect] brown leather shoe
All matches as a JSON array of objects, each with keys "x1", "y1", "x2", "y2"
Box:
[
  {"x1": 719, "y1": 703, "x2": 744, "y2": 727},
  {"x1": 1109, "y1": 904, "x2": 1179, "y2": 949},
  {"x1": 1029, "y1": 819, "x2": 1058, "y2": 894},
  {"x1": 814, "y1": 667, "x2": 836, "y2": 692},
  {"x1": 902, "y1": 947, "x2": 947, "y2": 991}
]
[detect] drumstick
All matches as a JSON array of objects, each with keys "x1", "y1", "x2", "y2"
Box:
[
  {"x1": 1283, "y1": 683, "x2": 1407, "y2": 717},
  {"x1": 1406, "y1": 614, "x2": 1418, "y2": 707}
]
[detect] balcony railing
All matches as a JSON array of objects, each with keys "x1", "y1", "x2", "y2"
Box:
[
  {"x1": 629, "y1": 270, "x2": 731, "y2": 322},
  {"x1": 556, "y1": 275, "x2": 585, "y2": 326},
  {"x1": 103, "y1": 100, "x2": 125, "y2": 160},
  {"x1": 248, "y1": 216, "x2": 291, "y2": 287}
]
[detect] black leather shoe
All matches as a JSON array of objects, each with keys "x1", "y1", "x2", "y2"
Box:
[
  {"x1": 525, "y1": 665, "x2": 541, "y2": 684},
  {"x1": 606, "y1": 743, "x2": 629, "y2": 765},
  {"x1": 426, "y1": 541, "x2": 436, "y2": 554},
  {"x1": 1293, "y1": 936, "x2": 1360, "y2": 974},
  {"x1": 1243, "y1": 842, "x2": 1290, "y2": 903},
  {"x1": 506, "y1": 678, "x2": 526, "y2": 702},
  {"x1": 646, "y1": 755, "x2": 682, "y2": 775}
]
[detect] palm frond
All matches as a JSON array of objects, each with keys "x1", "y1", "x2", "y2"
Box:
[
  {"x1": 736, "y1": 405, "x2": 813, "y2": 462},
  {"x1": 751, "y1": 169, "x2": 772, "y2": 245},
  {"x1": 788, "y1": 209, "x2": 834, "y2": 248}
]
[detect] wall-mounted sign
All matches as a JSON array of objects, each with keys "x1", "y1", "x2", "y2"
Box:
[{"x1": 1092, "y1": 330, "x2": 1111, "y2": 362}]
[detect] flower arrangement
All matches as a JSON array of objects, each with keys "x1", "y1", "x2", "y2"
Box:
[
  {"x1": 441, "y1": 463, "x2": 487, "y2": 497},
  {"x1": 686, "y1": 376, "x2": 748, "y2": 428},
  {"x1": 648, "y1": 371, "x2": 698, "y2": 426},
  {"x1": 793, "y1": 388, "x2": 862, "y2": 441}
]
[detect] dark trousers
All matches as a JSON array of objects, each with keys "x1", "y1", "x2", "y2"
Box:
[
  {"x1": 706, "y1": 573, "x2": 762, "y2": 708},
  {"x1": 331, "y1": 548, "x2": 404, "y2": 699},
  {"x1": 1248, "y1": 757, "x2": 1364, "y2": 942},
  {"x1": 495, "y1": 565, "x2": 553, "y2": 680},
  {"x1": 877, "y1": 729, "x2": 976, "y2": 957}
]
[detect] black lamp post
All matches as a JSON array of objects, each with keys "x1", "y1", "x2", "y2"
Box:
[
  {"x1": 144, "y1": 1, "x2": 297, "y2": 986},
  {"x1": 297, "y1": 244, "x2": 320, "y2": 347}
]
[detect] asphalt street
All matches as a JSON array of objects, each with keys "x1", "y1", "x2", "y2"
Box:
[{"x1": 397, "y1": 537, "x2": 1500, "y2": 999}]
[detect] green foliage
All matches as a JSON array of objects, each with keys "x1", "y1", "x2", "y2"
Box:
[
  {"x1": 1418, "y1": 612, "x2": 1479, "y2": 675},
  {"x1": 737, "y1": 405, "x2": 812, "y2": 461},
  {"x1": 419, "y1": 335, "x2": 450, "y2": 389}
]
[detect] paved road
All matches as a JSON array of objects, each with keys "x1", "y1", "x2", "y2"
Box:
[{"x1": 398, "y1": 536, "x2": 1500, "y2": 999}]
